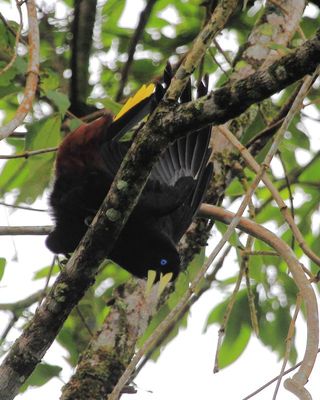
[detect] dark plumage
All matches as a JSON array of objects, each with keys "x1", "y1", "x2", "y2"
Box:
[{"x1": 46, "y1": 67, "x2": 212, "y2": 278}]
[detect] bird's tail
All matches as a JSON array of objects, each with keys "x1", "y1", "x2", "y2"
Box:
[{"x1": 104, "y1": 63, "x2": 172, "y2": 142}]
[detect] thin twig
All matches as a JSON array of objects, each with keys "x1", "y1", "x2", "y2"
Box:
[
  {"x1": 239, "y1": 173, "x2": 259, "y2": 336},
  {"x1": 0, "y1": 0, "x2": 39, "y2": 140},
  {"x1": 115, "y1": 0, "x2": 157, "y2": 102},
  {"x1": 242, "y1": 351, "x2": 320, "y2": 399},
  {"x1": 208, "y1": 48, "x2": 231, "y2": 78},
  {"x1": 272, "y1": 294, "x2": 302, "y2": 400},
  {"x1": 219, "y1": 123, "x2": 320, "y2": 268},
  {"x1": 256, "y1": 150, "x2": 320, "y2": 214},
  {"x1": 0, "y1": 1, "x2": 23, "y2": 76},
  {"x1": 37, "y1": 256, "x2": 56, "y2": 308},
  {"x1": 213, "y1": 37, "x2": 233, "y2": 67},
  {"x1": 0, "y1": 315, "x2": 19, "y2": 343},
  {"x1": 242, "y1": 250, "x2": 279, "y2": 257},
  {"x1": 0, "y1": 226, "x2": 52, "y2": 235},
  {"x1": 0, "y1": 12, "x2": 27, "y2": 45},
  {"x1": 214, "y1": 262, "x2": 245, "y2": 372},
  {"x1": 75, "y1": 306, "x2": 95, "y2": 338},
  {"x1": 0, "y1": 290, "x2": 47, "y2": 312},
  {"x1": 0, "y1": 201, "x2": 47, "y2": 212},
  {"x1": 277, "y1": 150, "x2": 295, "y2": 249},
  {"x1": 0, "y1": 146, "x2": 57, "y2": 159}
]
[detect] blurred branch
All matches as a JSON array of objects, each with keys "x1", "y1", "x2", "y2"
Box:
[
  {"x1": 0, "y1": 315, "x2": 19, "y2": 344},
  {"x1": 243, "y1": 348, "x2": 320, "y2": 400},
  {"x1": 0, "y1": 0, "x2": 39, "y2": 140},
  {"x1": 0, "y1": 1, "x2": 22, "y2": 76},
  {"x1": 69, "y1": 0, "x2": 98, "y2": 116},
  {"x1": 0, "y1": 147, "x2": 57, "y2": 159},
  {"x1": 277, "y1": 149, "x2": 295, "y2": 249},
  {"x1": 0, "y1": 226, "x2": 52, "y2": 235},
  {"x1": 0, "y1": 290, "x2": 47, "y2": 343},
  {"x1": 115, "y1": 0, "x2": 157, "y2": 102},
  {"x1": 0, "y1": 201, "x2": 47, "y2": 212},
  {"x1": 0, "y1": 290, "x2": 47, "y2": 312},
  {"x1": 0, "y1": 12, "x2": 27, "y2": 45},
  {"x1": 220, "y1": 125, "x2": 320, "y2": 266},
  {"x1": 256, "y1": 149, "x2": 320, "y2": 213},
  {"x1": 246, "y1": 79, "x2": 305, "y2": 156},
  {"x1": 273, "y1": 294, "x2": 302, "y2": 399}
]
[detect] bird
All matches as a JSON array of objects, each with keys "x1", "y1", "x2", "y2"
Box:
[{"x1": 46, "y1": 65, "x2": 213, "y2": 279}]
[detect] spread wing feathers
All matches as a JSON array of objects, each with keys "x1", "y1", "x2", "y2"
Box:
[
  {"x1": 151, "y1": 126, "x2": 211, "y2": 186},
  {"x1": 151, "y1": 75, "x2": 209, "y2": 185},
  {"x1": 100, "y1": 141, "x2": 131, "y2": 179},
  {"x1": 171, "y1": 162, "x2": 212, "y2": 243}
]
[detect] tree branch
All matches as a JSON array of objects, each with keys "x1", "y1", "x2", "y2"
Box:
[
  {"x1": 0, "y1": 226, "x2": 51, "y2": 235},
  {"x1": 0, "y1": 147, "x2": 57, "y2": 159},
  {"x1": 0, "y1": 0, "x2": 39, "y2": 140},
  {"x1": 60, "y1": 280, "x2": 159, "y2": 399},
  {"x1": 69, "y1": 0, "x2": 98, "y2": 116}
]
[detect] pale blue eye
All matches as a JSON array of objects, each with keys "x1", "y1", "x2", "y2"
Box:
[{"x1": 160, "y1": 258, "x2": 168, "y2": 266}]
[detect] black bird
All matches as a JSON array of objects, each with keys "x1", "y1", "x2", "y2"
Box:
[{"x1": 46, "y1": 66, "x2": 213, "y2": 278}]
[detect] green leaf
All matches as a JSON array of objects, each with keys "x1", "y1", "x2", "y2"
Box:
[
  {"x1": 185, "y1": 248, "x2": 205, "y2": 282},
  {"x1": 218, "y1": 324, "x2": 251, "y2": 369},
  {"x1": 15, "y1": 155, "x2": 55, "y2": 203},
  {"x1": 20, "y1": 363, "x2": 62, "y2": 392},
  {"x1": 26, "y1": 114, "x2": 62, "y2": 150},
  {"x1": 46, "y1": 90, "x2": 71, "y2": 115},
  {"x1": 259, "y1": 306, "x2": 295, "y2": 361},
  {"x1": 98, "y1": 97, "x2": 122, "y2": 114},
  {"x1": 0, "y1": 61, "x2": 18, "y2": 87},
  {"x1": 40, "y1": 70, "x2": 60, "y2": 92},
  {"x1": 33, "y1": 264, "x2": 60, "y2": 280},
  {"x1": 215, "y1": 221, "x2": 244, "y2": 249},
  {"x1": 69, "y1": 118, "x2": 83, "y2": 132},
  {"x1": 1, "y1": 117, "x2": 59, "y2": 201},
  {"x1": 0, "y1": 258, "x2": 6, "y2": 281},
  {"x1": 0, "y1": 158, "x2": 29, "y2": 197}
]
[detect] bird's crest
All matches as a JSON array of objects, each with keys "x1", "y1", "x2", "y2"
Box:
[{"x1": 114, "y1": 83, "x2": 155, "y2": 121}]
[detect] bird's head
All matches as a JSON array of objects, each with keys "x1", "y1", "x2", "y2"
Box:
[{"x1": 110, "y1": 229, "x2": 181, "y2": 280}]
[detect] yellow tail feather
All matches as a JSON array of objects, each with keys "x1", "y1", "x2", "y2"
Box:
[{"x1": 114, "y1": 83, "x2": 155, "y2": 121}]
